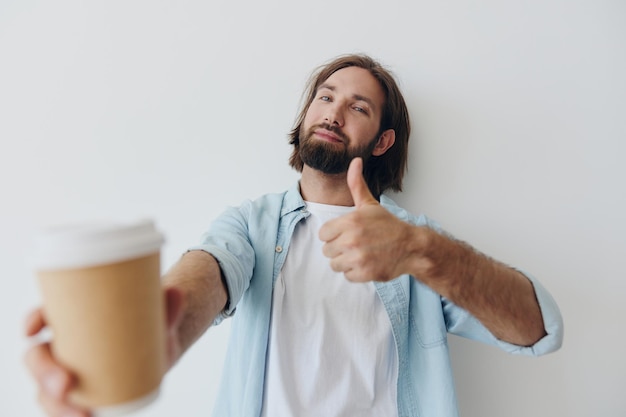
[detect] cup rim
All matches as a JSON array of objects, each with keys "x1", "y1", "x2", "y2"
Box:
[{"x1": 33, "y1": 218, "x2": 164, "y2": 271}]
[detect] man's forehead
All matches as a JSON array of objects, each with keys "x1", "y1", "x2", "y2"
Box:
[{"x1": 318, "y1": 67, "x2": 385, "y2": 108}]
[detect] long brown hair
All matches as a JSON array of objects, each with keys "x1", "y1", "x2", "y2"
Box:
[{"x1": 288, "y1": 54, "x2": 411, "y2": 197}]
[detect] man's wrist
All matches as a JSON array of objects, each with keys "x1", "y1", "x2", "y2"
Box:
[{"x1": 404, "y1": 225, "x2": 435, "y2": 279}]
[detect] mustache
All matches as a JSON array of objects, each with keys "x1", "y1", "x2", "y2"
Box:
[{"x1": 310, "y1": 123, "x2": 349, "y2": 143}]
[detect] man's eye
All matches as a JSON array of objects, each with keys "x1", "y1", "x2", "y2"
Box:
[
  {"x1": 354, "y1": 106, "x2": 367, "y2": 114},
  {"x1": 320, "y1": 96, "x2": 331, "y2": 101}
]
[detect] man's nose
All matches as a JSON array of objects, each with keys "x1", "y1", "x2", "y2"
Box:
[{"x1": 324, "y1": 103, "x2": 344, "y2": 127}]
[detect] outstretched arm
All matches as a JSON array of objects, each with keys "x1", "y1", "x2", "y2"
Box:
[
  {"x1": 162, "y1": 250, "x2": 229, "y2": 363},
  {"x1": 319, "y1": 157, "x2": 546, "y2": 347}
]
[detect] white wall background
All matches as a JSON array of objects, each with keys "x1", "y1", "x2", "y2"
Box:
[{"x1": 1, "y1": 1, "x2": 624, "y2": 416}]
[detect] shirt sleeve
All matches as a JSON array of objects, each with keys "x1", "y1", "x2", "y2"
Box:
[
  {"x1": 187, "y1": 201, "x2": 256, "y2": 325},
  {"x1": 443, "y1": 269, "x2": 564, "y2": 356}
]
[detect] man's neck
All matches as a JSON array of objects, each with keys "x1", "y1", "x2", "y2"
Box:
[{"x1": 299, "y1": 165, "x2": 355, "y2": 206}]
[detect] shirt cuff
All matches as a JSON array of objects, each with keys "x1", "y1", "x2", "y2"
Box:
[
  {"x1": 186, "y1": 245, "x2": 244, "y2": 326},
  {"x1": 495, "y1": 270, "x2": 564, "y2": 355}
]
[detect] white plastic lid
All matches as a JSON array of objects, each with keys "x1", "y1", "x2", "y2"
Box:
[{"x1": 34, "y1": 218, "x2": 165, "y2": 271}]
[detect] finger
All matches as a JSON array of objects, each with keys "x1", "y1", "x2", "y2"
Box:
[
  {"x1": 328, "y1": 248, "x2": 363, "y2": 273},
  {"x1": 329, "y1": 250, "x2": 374, "y2": 282},
  {"x1": 321, "y1": 241, "x2": 342, "y2": 259},
  {"x1": 328, "y1": 254, "x2": 348, "y2": 274},
  {"x1": 24, "y1": 308, "x2": 46, "y2": 337},
  {"x1": 329, "y1": 258, "x2": 367, "y2": 282},
  {"x1": 38, "y1": 389, "x2": 90, "y2": 417},
  {"x1": 343, "y1": 269, "x2": 368, "y2": 283},
  {"x1": 319, "y1": 218, "x2": 341, "y2": 243},
  {"x1": 347, "y1": 157, "x2": 378, "y2": 208},
  {"x1": 24, "y1": 343, "x2": 74, "y2": 400}
]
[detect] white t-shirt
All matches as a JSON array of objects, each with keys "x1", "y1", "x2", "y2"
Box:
[{"x1": 261, "y1": 201, "x2": 399, "y2": 417}]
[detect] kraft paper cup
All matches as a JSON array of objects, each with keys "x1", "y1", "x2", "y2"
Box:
[{"x1": 33, "y1": 219, "x2": 166, "y2": 416}]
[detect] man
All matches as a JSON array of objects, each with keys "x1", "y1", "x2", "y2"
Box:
[{"x1": 25, "y1": 54, "x2": 563, "y2": 417}]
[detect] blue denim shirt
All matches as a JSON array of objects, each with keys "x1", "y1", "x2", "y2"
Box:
[{"x1": 190, "y1": 183, "x2": 563, "y2": 417}]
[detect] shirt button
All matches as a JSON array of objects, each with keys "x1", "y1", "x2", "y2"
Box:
[{"x1": 275, "y1": 246, "x2": 283, "y2": 253}]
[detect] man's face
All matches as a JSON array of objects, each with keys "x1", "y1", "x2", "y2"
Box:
[{"x1": 299, "y1": 66, "x2": 386, "y2": 174}]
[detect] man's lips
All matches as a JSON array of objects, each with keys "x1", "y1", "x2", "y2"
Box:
[{"x1": 313, "y1": 128, "x2": 345, "y2": 143}]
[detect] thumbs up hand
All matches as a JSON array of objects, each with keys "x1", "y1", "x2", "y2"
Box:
[
  {"x1": 322, "y1": 159, "x2": 552, "y2": 346},
  {"x1": 319, "y1": 157, "x2": 420, "y2": 282},
  {"x1": 346, "y1": 156, "x2": 379, "y2": 209}
]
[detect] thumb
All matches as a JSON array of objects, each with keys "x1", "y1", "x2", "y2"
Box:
[
  {"x1": 347, "y1": 157, "x2": 378, "y2": 207},
  {"x1": 24, "y1": 308, "x2": 47, "y2": 337}
]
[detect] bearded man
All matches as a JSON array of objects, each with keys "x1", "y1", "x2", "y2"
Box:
[{"x1": 25, "y1": 54, "x2": 563, "y2": 417}]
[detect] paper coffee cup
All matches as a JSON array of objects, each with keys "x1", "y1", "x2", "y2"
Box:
[{"x1": 33, "y1": 219, "x2": 166, "y2": 415}]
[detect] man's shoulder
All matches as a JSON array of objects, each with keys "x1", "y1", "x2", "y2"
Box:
[
  {"x1": 248, "y1": 190, "x2": 288, "y2": 205},
  {"x1": 240, "y1": 183, "x2": 303, "y2": 215},
  {"x1": 379, "y1": 194, "x2": 415, "y2": 221},
  {"x1": 380, "y1": 195, "x2": 441, "y2": 230}
]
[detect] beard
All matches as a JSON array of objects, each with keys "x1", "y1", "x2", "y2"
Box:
[{"x1": 298, "y1": 123, "x2": 379, "y2": 174}]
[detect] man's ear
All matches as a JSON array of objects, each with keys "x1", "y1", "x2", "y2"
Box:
[{"x1": 372, "y1": 129, "x2": 396, "y2": 156}]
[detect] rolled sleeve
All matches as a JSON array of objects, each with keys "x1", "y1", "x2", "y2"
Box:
[
  {"x1": 497, "y1": 270, "x2": 564, "y2": 355},
  {"x1": 187, "y1": 244, "x2": 247, "y2": 325},
  {"x1": 188, "y1": 203, "x2": 256, "y2": 326},
  {"x1": 445, "y1": 270, "x2": 563, "y2": 356}
]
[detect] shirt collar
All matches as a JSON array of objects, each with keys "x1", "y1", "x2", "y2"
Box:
[
  {"x1": 281, "y1": 182, "x2": 307, "y2": 217},
  {"x1": 281, "y1": 181, "x2": 405, "y2": 218}
]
